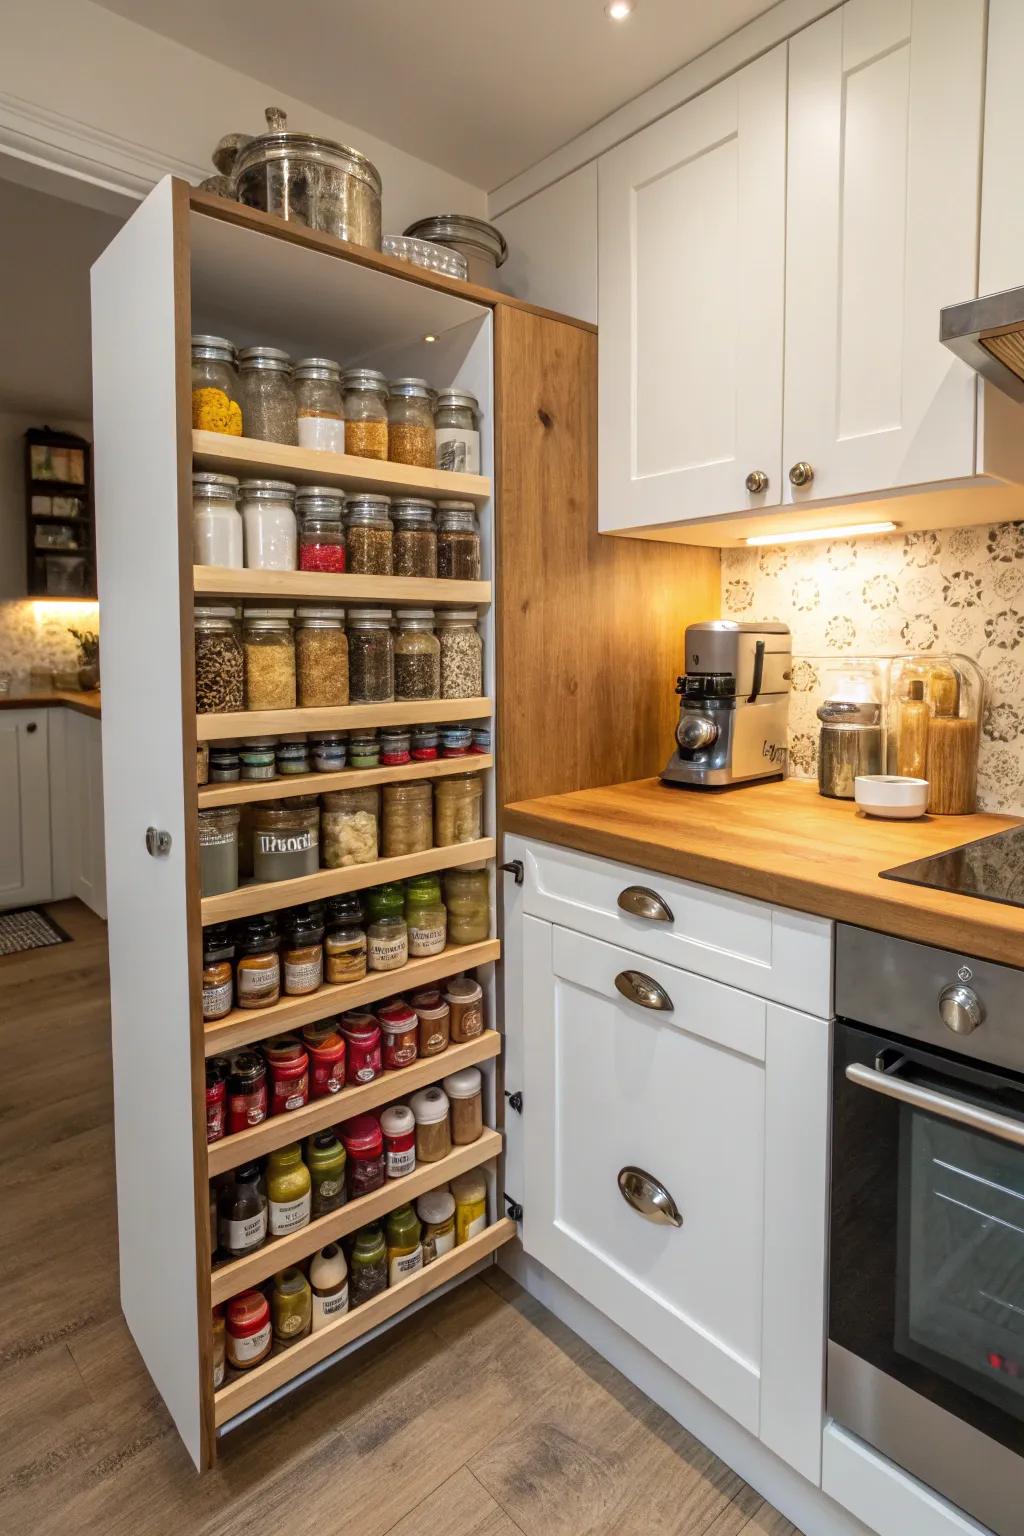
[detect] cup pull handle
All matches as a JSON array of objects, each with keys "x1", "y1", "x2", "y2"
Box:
[
  {"x1": 614, "y1": 970, "x2": 673, "y2": 1012},
  {"x1": 617, "y1": 885, "x2": 674, "y2": 923},
  {"x1": 618, "y1": 1166, "x2": 684, "y2": 1227}
]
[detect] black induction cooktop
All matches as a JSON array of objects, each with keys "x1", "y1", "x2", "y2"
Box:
[{"x1": 881, "y1": 825, "x2": 1024, "y2": 910}]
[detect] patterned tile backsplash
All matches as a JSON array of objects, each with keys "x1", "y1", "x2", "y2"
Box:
[
  {"x1": 0, "y1": 599, "x2": 99, "y2": 682},
  {"x1": 720, "y1": 521, "x2": 1024, "y2": 815}
]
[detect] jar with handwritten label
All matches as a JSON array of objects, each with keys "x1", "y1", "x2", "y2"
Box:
[
  {"x1": 252, "y1": 802, "x2": 319, "y2": 882},
  {"x1": 266, "y1": 1143, "x2": 312, "y2": 1236}
]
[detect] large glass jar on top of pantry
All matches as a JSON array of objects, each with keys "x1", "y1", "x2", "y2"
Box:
[
  {"x1": 387, "y1": 378, "x2": 435, "y2": 468},
  {"x1": 237, "y1": 346, "x2": 297, "y2": 445},
  {"x1": 344, "y1": 494, "x2": 393, "y2": 574},
  {"x1": 191, "y1": 334, "x2": 242, "y2": 435},
  {"x1": 394, "y1": 609, "x2": 440, "y2": 700},
  {"x1": 343, "y1": 369, "x2": 389, "y2": 460},
  {"x1": 296, "y1": 485, "x2": 346, "y2": 573},
  {"x1": 194, "y1": 605, "x2": 244, "y2": 714},
  {"x1": 437, "y1": 609, "x2": 483, "y2": 699},
  {"x1": 391, "y1": 498, "x2": 437, "y2": 577},
  {"x1": 192, "y1": 472, "x2": 242, "y2": 569},
  {"x1": 295, "y1": 606, "x2": 348, "y2": 706},
  {"x1": 243, "y1": 608, "x2": 296, "y2": 710},
  {"x1": 239, "y1": 479, "x2": 297, "y2": 571},
  {"x1": 347, "y1": 607, "x2": 394, "y2": 702},
  {"x1": 294, "y1": 356, "x2": 344, "y2": 453},
  {"x1": 434, "y1": 390, "x2": 481, "y2": 474}
]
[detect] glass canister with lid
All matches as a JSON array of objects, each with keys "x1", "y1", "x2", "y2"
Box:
[
  {"x1": 436, "y1": 502, "x2": 481, "y2": 580},
  {"x1": 347, "y1": 607, "x2": 394, "y2": 702},
  {"x1": 252, "y1": 800, "x2": 319, "y2": 881},
  {"x1": 294, "y1": 356, "x2": 344, "y2": 452},
  {"x1": 343, "y1": 369, "x2": 389, "y2": 459},
  {"x1": 232, "y1": 110, "x2": 382, "y2": 249},
  {"x1": 191, "y1": 334, "x2": 242, "y2": 435},
  {"x1": 434, "y1": 772, "x2": 483, "y2": 845},
  {"x1": 243, "y1": 608, "x2": 297, "y2": 710},
  {"x1": 193, "y1": 472, "x2": 242, "y2": 569},
  {"x1": 237, "y1": 346, "x2": 297, "y2": 445},
  {"x1": 344, "y1": 494, "x2": 393, "y2": 575},
  {"x1": 240, "y1": 478, "x2": 298, "y2": 571},
  {"x1": 198, "y1": 806, "x2": 240, "y2": 896},
  {"x1": 434, "y1": 390, "x2": 480, "y2": 474},
  {"x1": 296, "y1": 485, "x2": 346, "y2": 573},
  {"x1": 404, "y1": 873, "x2": 447, "y2": 957},
  {"x1": 387, "y1": 378, "x2": 435, "y2": 468},
  {"x1": 295, "y1": 605, "x2": 348, "y2": 706},
  {"x1": 194, "y1": 605, "x2": 244, "y2": 713},
  {"x1": 391, "y1": 498, "x2": 437, "y2": 577},
  {"x1": 437, "y1": 609, "x2": 483, "y2": 699},
  {"x1": 321, "y1": 786, "x2": 379, "y2": 868},
  {"x1": 394, "y1": 609, "x2": 440, "y2": 701},
  {"x1": 444, "y1": 865, "x2": 489, "y2": 944},
  {"x1": 381, "y1": 780, "x2": 433, "y2": 857}
]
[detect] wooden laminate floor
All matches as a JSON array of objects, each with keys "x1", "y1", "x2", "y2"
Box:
[{"x1": 1, "y1": 900, "x2": 800, "y2": 1536}]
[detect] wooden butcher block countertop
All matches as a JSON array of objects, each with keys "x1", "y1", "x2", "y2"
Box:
[
  {"x1": 0, "y1": 688, "x2": 101, "y2": 719},
  {"x1": 503, "y1": 777, "x2": 1024, "y2": 968}
]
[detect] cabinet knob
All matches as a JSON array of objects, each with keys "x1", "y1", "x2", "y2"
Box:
[
  {"x1": 745, "y1": 469, "x2": 769, "y2": 494},
  {"x1": 614, "y1": 970, "x2": 673, "y2": 1012},
  {"x1": 789, "y1": 461, "x2": 815, "y2": 487},
  {"x1": 25, "y1": 722, "x2": 37, "y2": 734},
  {"x1": 145, "y1": 827, "x2": 172, "y2": 857},
  {"x1": 617, "y1": 885, "x2": 674, "y2": 923},
  {"x1": 618, "y1": 1166, "x2": 684, "y2": 1228}
]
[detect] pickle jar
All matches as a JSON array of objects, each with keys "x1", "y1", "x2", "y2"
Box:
[
  {"x1": 394, "y1": 610, "x2": 440, "y2": 701},
  {"x1": 295, "y1": 605, "x2": 349, "y2": 707},
  {"x1": 344, "y1": 495, "x2": 393, "y2": 575},
  {"x1": 242, "y1": 609, "x2": 297, "y2": 710},
  {"x1": 237, "y1": 346, "x2": 297, "y2": 445},
  {"x1": 295, "y1": 357, "x2": 344, "y2": 453},
  {"x1": 347, "y1": 608, "x2": 394, "y2": 702},
  {"x1": 434, "y1": 772, "x2": 483, "y2": 846},
  {"x1": 191, "y1": 335, "x2": 242, "y2": 436},
  {"x1": 382, "y1": 780, "x2": 433, "y2": 857},
  {"x1": 436, "y1": 502, "x2": 481, "y2": 580},
  {"x1": 343, "y1": 369, "x2": 389, "y2": 460},
  {"x1": 437, "y1": 609, "x2": 483, "y2": 699},
  {"x1": 434, "y1": 390, "x2": 480, "y2": 474},
  {"x1": 194, "y1": 605, "x2": 244, "y2": 714},
  {"x1": 387, "y1": 378, "x2": 435, "y2": 468},
  {"x1": 444, "y1": 865, "x2": 489, "y2": 944},
  {"x1": 391, "y1": 498, "x2": 437, "y2": 577}
]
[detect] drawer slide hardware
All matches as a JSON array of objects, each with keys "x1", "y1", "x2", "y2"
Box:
[
  {"x1": 617, "y1": 885, "x2": 673, "y2": 923},
  {"x1": 618, "y1": 1166, "x2": 683, "y2": 1228},
  {"x1": 500, "y1": 859, "x2": 525, "y2": 886},
  {"x1": 504, "y1": 1194, "x2": 524, "y2": 1222},
  {"x1": 504, "y1": 1090, "x2": 523, "y2": 1114},
  {"x1": 614, "y1": 970, "x2": 673, "y2": 1012}
]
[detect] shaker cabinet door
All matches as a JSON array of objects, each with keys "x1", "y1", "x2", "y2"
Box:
[
  {"x1": 0, "y1": 709, "x2": 52, "y2": 908},
  {"x1": 597, "y1": 44, "x2": 786, "y2": 532},
  {"x1": 783, "y1": 0, "x2": 985, "y2": 506}
]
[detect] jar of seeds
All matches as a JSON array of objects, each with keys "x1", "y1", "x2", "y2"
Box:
[
  {"x1": 243, "y1": 609, "x2": 297, "y2": 710},
  {"x1": 295, "y1": 357, "x2": 344, "y2": 453},
  {"x1": 437, "y1": 610, "x2": 483, "y2": 699},
  {"x1": 394, "y1": 609, "x2": 440, "y2": 700},
  {"x1": 343, "y1": 369, "x2": 388, "y2": 460},
  {"x1": 347, "y1": 608, "x2": 394, "y2": 702},
  {"x1": 237, "y1": 347, "x2": 297, "y2": 445},
  {"x1": 194, "y1": 605, "x2": 244, "y2": 713},
  {"x1": 391, "y1": 498, "x2": 437, "y2": 577},
  {"x1": 434, "y1": 390, "x2": 480, "y2": 474},
  {"x1": 437, "y1": 502, "x2": 481, "y2": 580},
  {"x1": 295, "y1": 606, "x2": 349, "y2": 707},
  {"x1": 344, "y1": 495, "x2": 393, "y2": 574},
  {"x1": 387, "y1": 379, "x2": 434, "y2": 469}
]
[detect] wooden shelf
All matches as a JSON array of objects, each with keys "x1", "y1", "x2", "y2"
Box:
[
  {"x1": 204, "y1": 939, "x2": 500, "y2": 1056},
  {"x1": 196, "y1": 697, "x2": 492, "y2": 742},
  {"x1": 213, "y1": 1216, "x2": 515, "y2": 1427},
  {"x1": 193, "y1": 566, "x2": 490, "y2": 607},
  {"x1": 198, "y1": 753, "x2": 493, "y2": 809},
  {"x1": 211, "y1": 1129, "x2": 503, "y2": 1304},
  {"x1": 193, "y1": 430, "x2": 491, "y2": 504},
  {"x1": 207, "y1": 1030, "x2": 501, "y2": 1176},
  {"x1": 200, "y1": 836, "x2": 494, "y2": 924}
]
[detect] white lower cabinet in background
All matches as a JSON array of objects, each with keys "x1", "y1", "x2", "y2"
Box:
[{"x1": 0, "y1": 708, "x2": 53, "y2": 907}]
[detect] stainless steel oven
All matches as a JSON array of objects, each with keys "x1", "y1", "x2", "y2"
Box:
[{"x1": 830, "y1": 923, "x2": 1024, "y2": 1536}]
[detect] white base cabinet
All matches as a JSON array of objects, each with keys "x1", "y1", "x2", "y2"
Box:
[
  {"x1": 0, "y1": 708, "x2": 53, "y2": 908},
  {"x1": 50, "y1": 709, "x2": 107, "y2": 919}
]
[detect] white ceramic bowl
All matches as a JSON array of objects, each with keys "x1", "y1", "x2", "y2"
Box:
[{"x1": 854, "y1": 774, "x2": 929, "y2": 819}]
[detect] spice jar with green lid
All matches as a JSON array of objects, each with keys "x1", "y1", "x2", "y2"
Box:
[
  {"x1": 347, "y1": 728, "x2": 380, "y2": 768},
  {"x1": 385, "y1": 1203, "x2": 423, "y2": 1284},
  {"x1": 404, "y1": 873, "x2": 447, "y2": 958},
  {"x1": 365, "y1": 882, "x2": 405, "y2": 920},
  {"x1": 237, "y1": 345, "x2": 297, "y2": 445},
  {"x1": 417, "y1": 1189, "x2": 456, "y2": 1263},
  {"x1": 272, "y1": 1267, "x2": 312, "y2": 1347},
  {"x1": 348, "y1": 1224, "x2": 388, "y2": 1308},
  {"x1": 266, "y1": 1142, "x2": 311, "y2": 1237},
  {"x1": 306, "y1": 1129, "x2": 347, "y2": 1217}
]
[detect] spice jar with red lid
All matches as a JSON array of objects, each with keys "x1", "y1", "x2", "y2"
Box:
[
  {"x1": 409, "y1": 988, "x2": 450, "y2": 1057},
  {"x1": 380, "y1": 1104, "x2": 416, "y2": 1178},
  {"x1": 227, "y1": 1051, "x2": 268, "y2": 1134},
  {"x1": 339, "y1": 1010, "x2": 382, "y2": 1084},
  {"x1": 263, "y1": 1034, "x2": 310, "y2": 1115},
  {"x1": 225, "y1": 1289, "x2": 272, "y2": 1372},
  {"x1": 206, "y1": 1057, "x2": 229, "y2": 1142},
  {"x1": 341, "y1": 1113, "x2": 386, "y2": 1198},
  {"x1": 302, "y1": 1021, "x2": 346, "y2": 1098},
  {"x1": 378, "y1": 1000, "x2": 418, "y2": 1070}
]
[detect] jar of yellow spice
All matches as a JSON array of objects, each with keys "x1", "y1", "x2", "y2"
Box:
[
  {"x1": 191, "y1": 335, "x2": 243, "y2": 435},
  {"x1": 243, "y1": 609, "x2": 296, "y2": 710}
]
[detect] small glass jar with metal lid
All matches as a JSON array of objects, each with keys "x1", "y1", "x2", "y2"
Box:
[
  {"x1": 387, "y1": 378, "x2": 435, "y2": 469},
  {"x1": 239, "y1": 479, "x2": 297, "y2": 571},
  {"x1": 191, "y1": 335, "x2": 242, "y2": 435},
  {"x1": 436, "y1": 502, "x2": 481, "y2": 580},
  {"x1": 296, "y1": 485, "x2": 346, "y2": 573},
  {"x1": 275, "y1": 734, "x2": 310, "y2": 775},
  {"x1": 380, "y1": 728, "x2": 411, "y2": 766},
  {"x1": 347, "y1": 728, "x2": 380, "y2": 768},
  {"x1": 344, "y1": 494, "x2": 393, "y2": 574},
  {"x1": 437, "y1": 609, "x2": 483, "y2": 699},
  {"x1": 343, "y1": 369, "x2": 389, "y2": 460},
  {"x1": 346, "y1": 608, "x2": 394, "y2": 702},
  {"x1": 237, "y1": 346, "x2": 297, "y2": 445},
  {"x1": 242, "y1": 608, "x2": 296, "y2": 710},
  {"x1": 240, "y1": 736, "x2": 278, "y2": 780},
  {"x1": 193, "y1": 472, "x2": 242, "y2": 569},
  {"x1": 434, "y1": 390, "x2": 480, "y2": 474},
  {"x1": 294, "y1": 357, "x2": 344, "y2": 453},
  {"x1": 394, "y1": 609, "x2": 440, "y2": 701},
  {"x1": 309, "y1": 731, "x2": 346, "y2": 772},
  {"x1": 295, "y1": 605, "x2": 348, "y2": 707},
  {"x1": 391, "y1": 498, "x2": 437, "y2": 577},
  {"x1": 194, "y1": 605, "x2": 244, "y2": 713}
]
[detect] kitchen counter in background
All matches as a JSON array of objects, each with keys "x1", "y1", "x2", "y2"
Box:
[
  {"x1": 503, "y1": 777, "x2": 1024, "y2": 967},
  {"x1": 0, "y1": 688, "x2": 101, "y2": 719}
]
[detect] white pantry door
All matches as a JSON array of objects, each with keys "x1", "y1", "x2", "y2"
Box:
[
  {"x1": 783, "y1": 0, "x2": 985, "y2": 507},
  {"x1": 598, "y1": 45, "x2": 786, "y2": 532}
]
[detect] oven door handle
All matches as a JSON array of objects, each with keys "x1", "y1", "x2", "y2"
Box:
[{"x1": 845, "y1": 1063, "x2": 1024, "y2": 1148}]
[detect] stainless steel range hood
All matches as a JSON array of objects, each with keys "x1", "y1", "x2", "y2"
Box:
[{"x1": 941, "y1": 286, "x2": 1024, "y2": 403}]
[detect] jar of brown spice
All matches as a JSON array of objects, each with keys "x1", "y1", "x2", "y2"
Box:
[
  {"x1": 443, "y1": 1066, "x2": 483, "y2": 1145},
  {"x1": 409, "y1": 988, "x2": 450, "y2": 1056},
  {"x1": 409, "y1": 1085, "x2": 452, "y2": 1163},
  {"x1": 344, "y1": 495, "x2": 393, "y2": 574},
  {"x1": 446, "y1": 975, "x2": 484, "y2": 1041}
]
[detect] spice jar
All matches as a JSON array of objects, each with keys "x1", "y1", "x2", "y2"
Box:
[
  {"x1": 218, "y1": 1162, "x2": 268, "y2": 1257},
  {"x1": 451, "y1": 1168, "x2": 487, "y2": 1244},
  {"x1": 405, "y1": 874, "x2": 447, "y2": 958},
  {"x1": 437, "y1": 502, "x2": 482, "y2": 580},
  {"x1": 237, "y1": 346, "x2": 297, "y2": 445},
  {"x1": 303, "y1": 1022, "x2": 346, "y2": 1098},
  {"x1": 394, "y1": 610, "x2": 440, "y2": 701},
  {"x1": 340, "y1": 1010, "x2": 382, "y2": 1083},
  {"x1": 380, "y1": 1104, "x2": 416, "y2": 1178},
  {"x1": 439, "y1": 723, "x2": 472, "y2": 758},
  {"x1": 434, "y1": 390, "x2": 481, "y2": 474},
  {"x1": 418, "y1": 1189, "x2": 456, "y2": 1263},
  {"x1": 341, "y1": 1114, "x2": 386, "y2": 1198},
  {"x1": 209, "y1": 744, "x2": 241, "y2": 780},
  {"x1": 282, "y1": 907, "x2": 324, "y2": 995},
  {"x1": 382, "y1": 780, "x2": 433, "y2": 857},
  {"x1": 194, "y1": 606, "x2": 244, "y2": 714},
  {"x1": 347, "y1": 608, "x2": 394, "y2": 702},
  {"x1": 202, "y1": 926, "x2": 235, "y2": 1022},
  {"x1": 345, "y1": 495, "x2": 393, "y2": 575},
  {"x1": 386, "y1": 1203, "x2": 423, "y2": 1284},
  {"x1": 310, "y1": 1242, "x2": 349, "y2": 1330},
  {"x1": 193, "y1": 471, "x2": 242, "y2": 569},
  {"x1": 226, "y1": 1290, "x2": 272, "y2": 1371},
  {"x1": 325, "y1": 913, "x2": 367, "y2": 984},
  {"x1": 295, "y1": 357, "x2": 344, "y2": 453},
  {"x1": 349, "y1": 1224, "x2": 388, "y2": 1307},
  {"x1": 310, "y1": 730, "x2": 346, "y2": 772},
  {"x1": 240, "y1": 736, "x2": 278, "y2": 780},
  {"x1": 409, "y1": 1085, "x2": 452, "y2": 1164},
  {"x1": 198, "y1": 805, "x2": 240, "y2": 896},
  {"x1": 227, "y1": 1050, "x2": 269, "y2": 1130},
  {"x1": 243, "y1": 608, "x2": 296, "y2": 710},
  {"x1": 266, "y1": 1142, "x2": 312, "y2": 1235},
  {"x1": 471, "y1": 726, "x2": 491, "y2": 755},
  {"x1": 212, "y1": 1307, "x2": 226, "y2": 1388},
  {"x1": 240, "y1": 479, "x2": 297, "y2": 571},
  {"x1": 264, "y1": 1035, "x2": 310, "y2": 1115},
  {"x1": 348, "y1": 728, "x2": 380, "y2": 768},
  {"x1": 321, "y1": 786, "x2": 379, "y2": 867},
  {"x1": 444, "y1": 1066, "x2": 483, "y2": 1145},
  {"x1": 206, "y1": 1057, "x2": 228, "y2": 1142},
  {"x1": 387, "y1": 378, "x2": 435, "y2": 468},
  {"x1": 411, "y1": 724, "x2": 439, "y2": 762},
  {"x1": 410, "y1": 987, "x2": 450, "y2": 1056},
  {"x1": 252, "y1": 801, "x2": 319, "y2": 881},
  {"x1": 444, "y1": 866, "x2": 490, "y2": 945},
  {"x1": 434, "y1": 773, "x2": 483, "y2": 846},
  {"x1": 296, "y1": 487, "x2": 346, "y2": 573},
  {"x1": 272, "y1": 1267, "x2": 312, "y2": 1347},
  {"x1": 343, "y1": 369, "x2": 389, "y2": 460},
  {"x1": 368, "y1": 913, "x2": 408, "y2": 972},
  {"x1": 234, "y1": 917, "x2": 281, "y2": 1011},
  {"x1": 391, "y1": 498, "x2": 438, "y2": 577},
  {"x1": 378, "y1": 1000, "x2": 419, "y2": 1070},
  {"x1": 380, "y1": 727, "x2": 411, "y2": 766},
  {"x1": 306, "y1": 1129, "x2": 347, "y2": 1215},
  {"x1": 276, "y1": 735, "x2": 310, "y2": 775},
  {"x1": 446, "y1": 975, "x2": 484, "y2": 1042},
  {"x1": 295, "y1": 605, "x2": 349, "y2": 706},
  {"x1": 438, "y1": 609, "x2": 483, "y2": 699},
  {"x1": 192, "y1": 335, "x2": 242, "y2": 436}
]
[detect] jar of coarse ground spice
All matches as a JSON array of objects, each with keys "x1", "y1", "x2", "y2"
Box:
[
  {"x1": 295, "y1": 606, "x2": 348, "y2": 706},
  {"x1": 408, "y1": 1085, "x2": 451, "y2": 1164},
  {"x1": 202, "y1": 925, "x2": 235, "y2": 1022},
  {"x1": 409, "y1": 988, "x2": 450, "y2": 1056},
  {"x1": 378, "y1": 1000, "x2": 419, "y2": 1070},
  {"x1": 234, "y1": 914, "x2": 281, "y2": 1009}
]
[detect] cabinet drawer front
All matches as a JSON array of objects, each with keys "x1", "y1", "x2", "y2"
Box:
[{"x1": 514, "y1": 836, "x2": 831, "y2": 1016}]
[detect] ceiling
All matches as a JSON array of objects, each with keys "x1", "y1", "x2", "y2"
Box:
[{"x1": 96, "y1": 0, "x2": 778, "y2": 189}]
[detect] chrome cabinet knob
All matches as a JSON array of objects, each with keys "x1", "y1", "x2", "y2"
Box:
[
  {"x1": 677, "y1": 715, "x2": 719, "y2": 752},
  {"x1": 938, "y1": 983, "x2": 984, "y2": 1036},
  {"x1": 617, "y1": 885, "x2": 674, "y2": 923},
  {"x1": 745, "y1": 469, "x2": 769, "y2": 494},
  {"x1": 618, "y1": 1166, "x2": 683, "y2": 1228},
  {"x1": 789, "y1": 461, "x2": 815, "y2": 487},
  {"x1": 614, "y1": 970, "x2": 673, "y2": 1012}
]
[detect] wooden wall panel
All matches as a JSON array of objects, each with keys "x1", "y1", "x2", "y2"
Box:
[{"x1": 494, "y1": 305, "x2": 720, "y2": 807}]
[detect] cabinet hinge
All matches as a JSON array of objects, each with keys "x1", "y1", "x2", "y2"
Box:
[
  {"x1": 500, "y1": 859, "x2": 524, "y2": 885},
  {"x1": 504, "y1": 1194, "x2": 524, "y2": 1222},
  {"x1": 504, "y1": 1089, "x2": 523, "y2": 1114}
]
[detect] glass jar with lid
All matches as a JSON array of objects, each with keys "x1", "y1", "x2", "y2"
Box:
[
  {"x1": 343, "y1": 369, "x2": 389, "y2": 459},
  {"x1": 193, "y1": 472, "x2": 242, "y2": 569},
  {"x1": 321, "y1": 786, "x2": 379, "y2": 868},
  {"x1": 366, "y1": 882, "x2": 405, "y2": 920},
  {"x1": 276, "y1": 734, "x2": 310, "y2": 775},
  {"x1": 296, "y1": 485, "x2": 346, "y2": 573},
  {"x1": 347, "y1": 607, "x2": 394, "y2": 702},
  {"x1": 198, "y1": 806, "x2": 240, "y2": 896},
  {"x1": 344, "y1": 495, "x2": 393, "y2": 574},
  {"x1": 242, "y1": 608, "x2": 296, "y2": 710},
  {"x1": 437, "y1": 609, "x2": 483, "y2": 699},
  {"x1": 394, "y1": 609, "x2": 440, "y2": 701},
  {"x1": 191, "y1": 334, "x2": 242, "y2": 435},
  {"x1": 434, "y1": 390, "x2": 480, "y2": 474},
  {"x1": 434, "y1": 772, "x2": 483, "y2": 845},
  {"x1": 387, "y1": 378, "x2": 434, "y2": 468},
  {"x1": 194, "y1": 605, "x2": 244, "y2": 713},
  {"x1": 324, "y1": 906, "x2": 367, "y2": 984},
  {"x1": 295, "y1": 605, "x2": 348, "y2": 706},
  {"x1": 436, "y1": 502, "x2": 481, "y2": 580},
  {"x1": 444, "y1": 865, "x2": 489, "y2": 944},
  {"x1": 404, "y1": 873, "x2": 447, "y2": 957},
  {"x1": 237, "y1": 346, "x2": 297, "y2": 445},
  {"x1": 240, "y1": 736, "x2": 278, "y2": 780},
  {"x1": 381, "y1": 780, "x2": 433, "y2": 857},
  {"x1": 240, "y1": 479, "x2": 297, "y2": 571},
  {"x1": 209, "y1": 744, "x2": 241, "y2": 780},
  {"x1": 252, "y1": 801, "x2": 319, "y2": 881},
  {"x1": 309, "y1": 730, "x2": 346, "y2": 772},
  {"x1": 294, "y1": 356, "x2": 344, "y2": 453},
  {"x1": 367, "y1": 912, "x2": 408, "y2": 972},
  {"x1": 391, "y1": 499, "x2": 437, "y2": 577},
  {"x1": 380, "y1": 727, "x2": 411, "y2": 765},
  {"x1": 411, "y1": 724, "x2": 439, "y2": 761},
  {"x1": 347, "y1": 728, "x2": 379, "y2": 767},
  {"x1": 443, "y1": 1066, "x2": 483, "y2": 1145}
]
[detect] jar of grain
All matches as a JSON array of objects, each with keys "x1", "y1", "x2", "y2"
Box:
[
  {"x1": 434, "y1": 390, "x2": 481, "y2": 474},
  {"x1": 409, "y1": 1085, "x2": 451, "y2": 1163},
  {"x1": 437, "y1": 502, "x2": 481, "y2": 580},
  {"x1": 296, "y1": 486, "x2": 346, "y2": 573},
  {"x1": 347, "y1": 608, "x2": 394, "y2": 702},
  {"x1": 243, "y1": 609, "x2": 296, "y2": 709},
  {"x1": 391, "y1": 498, "x2": 437, "y2": 577},
  {"x1": 343, "y1": 369, "x2": 389, "y2": 460},
  {"x1": 198, "y1": 805, "x2": 240, "y2": 896},
  {"x1": 437, "y1": 609, "x2": 483, "y2": 699},
  {"x1": 194, "y1": 605, "x2": 244, "y2": 713},
  {"x1": 382, "y1": 780, "x2": 433, "y2": 856},
  {"x1": 193, "y1": 472, "x2": 242, "y2": 569},
  {"x1": 295, "y1": 357, "x2": 344, "y2": 453},
  {"x1": 295, "y1": 606, "x2": 349, "y2": 707},
  {"x1": 192, "y1": 334, "x2": 242, "y2": 436},
  {"x1": 446, "y1": 975, "x2": 484, "y2": 1041},
  {"x1": 434, "y1": 772, "x2": 483, "y2": 845},
  {"x1": 444, "y1": 866, "x2": 489, "y2": 944},
  {"x1": 394, "y1": 610, "x2": 440, "y2": 701},
  {"x1": 344, "y1": 495, "x2": 393, "y2": 574},
  {"x1": 387, "y1": 378, "x2": 434, "y2": 468},
  {"x1": 239, "y1": 479, "x2": 297, "y2": 571},
  {"x1": 237, "y1": 346, "x2": 297, "y2": 445},
  {"x1": 252, "y1": 801, "x2": 319, "y2": 881},
  {"x1": 409, "y1": 987, "x2": 450, "y2": 1056},
  {"x1": 321, "y1": 786, "x2": 379, "y2": 867}
]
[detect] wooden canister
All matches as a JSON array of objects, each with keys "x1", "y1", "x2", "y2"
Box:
[{"x1": 926, "y1": 716, "x2": 979, "y2": 814}]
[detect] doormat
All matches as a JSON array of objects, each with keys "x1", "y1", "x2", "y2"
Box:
[{"x1": 0, "y1": 907, "x2": 72, "y2": 956}]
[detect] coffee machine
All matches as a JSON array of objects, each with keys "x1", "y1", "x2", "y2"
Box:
[{"x1": 662, "y1": 621, "x2": 792, "y2": 788}]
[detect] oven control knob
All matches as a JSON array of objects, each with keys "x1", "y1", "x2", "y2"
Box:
[
  {"x1": 677, "y1": 716, "x2": 719, "y2": 753},
  {"x1": 938, "y1": 983, "x2": 984, "y2": 1036}
]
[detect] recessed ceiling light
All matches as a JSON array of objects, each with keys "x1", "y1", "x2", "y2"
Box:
[
  {"x1": 744, "y1": 520, "x2": 898, "y2": 547},
  {"x1": 423, "y1": 334, "x2": 437, "y2": 343},
  {"x1": 606, "y1": 0, "x2": 635, "y2": 19}
]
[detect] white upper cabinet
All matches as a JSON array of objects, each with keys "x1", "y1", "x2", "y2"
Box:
[{"x1": 598, "y1": 45, "x2": 787, "y2": 531}]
